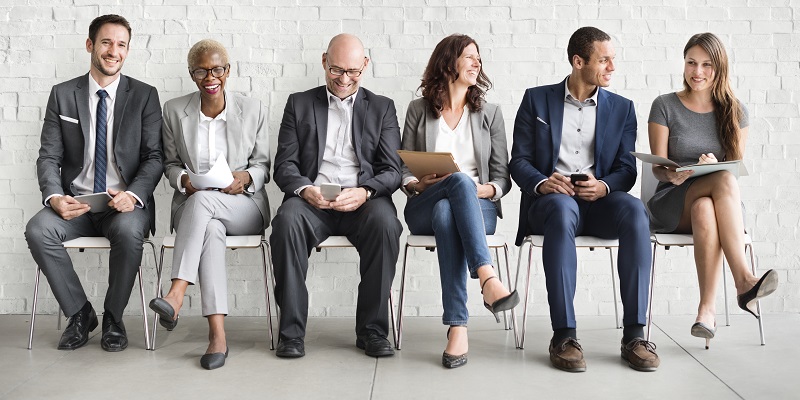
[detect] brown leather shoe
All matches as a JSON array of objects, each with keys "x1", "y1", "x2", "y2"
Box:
[
  {"x1": 549, "y1": 337, "x2": 586, "y2": 372},
  {"x1": 621, "y1": 338, "x2": 660, "y2": 372}
]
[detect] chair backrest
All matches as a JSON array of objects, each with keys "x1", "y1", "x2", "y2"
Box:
[{"x1": 640, "y1": 164, "x2": 659, "y2": 208}]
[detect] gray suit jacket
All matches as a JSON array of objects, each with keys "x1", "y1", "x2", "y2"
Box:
[
  {"x1": 400, "y1": 98, "x2": 510, "y2": 217},
  {"x1": 162, "y1": 91, "x2": 271, "y2": 231},
  {"x1": 36, "y1": 73, "x2": 163, "y2": 234},
  {"x1": 273, "y1": 86, "x2": 402, "y2": 200}
]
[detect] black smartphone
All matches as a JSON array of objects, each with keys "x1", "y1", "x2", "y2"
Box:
[{"x1": 570, "y1": 173, "x2": 589, "y2": 184}]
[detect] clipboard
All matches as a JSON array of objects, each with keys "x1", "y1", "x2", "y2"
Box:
[
  {"x1": 397, "y1": 150, "x2": 460, "y2": 180},
  {"x1": 74, "y1": 192, "x2": 113, "y2": 213},
  {"x1": 630, "y1": 151, "x2": 748, "y2": 178}
]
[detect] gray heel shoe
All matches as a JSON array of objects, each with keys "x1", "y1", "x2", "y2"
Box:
[
  {"x1": 690, "y1": 322, "x2": 716, "y2": 349},
  {"x1": 442, "y1": 326, "x2": 468, "y2": 369}
]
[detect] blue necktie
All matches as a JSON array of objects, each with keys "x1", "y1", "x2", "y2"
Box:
[{"x1": 94, "y1": 89, "x2": 108, "y2": 193}]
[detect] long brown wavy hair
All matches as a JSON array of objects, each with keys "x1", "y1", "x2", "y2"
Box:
[
  {"x1": 683, "y1": 33, "x2": 744, "y2": 160},
  {"x1": 419, "y1": 34, "x2": 492, "y2": 118}
]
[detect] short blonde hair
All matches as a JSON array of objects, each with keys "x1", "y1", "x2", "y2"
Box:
[{"x1": 187, "y1": 39, "x2": 229, "y2": 68}]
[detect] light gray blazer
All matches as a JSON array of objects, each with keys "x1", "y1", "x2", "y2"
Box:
[
  {"x1": 400, "y1": 97, "x2": 510, "y2": 217},
  {"x1": 162, "y1": 91, "x2": 270, "y2": 231}
]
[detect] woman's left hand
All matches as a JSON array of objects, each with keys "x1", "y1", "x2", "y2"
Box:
[
  {"x1": 477, "y1": 184, "x2": 496, "y2": 199},
  {"x1": 222, "y1": 171, "x2": 251, "y2": 195},
  {"x1": 697, "y1": 153, "x2": 718, "y2": 165}
]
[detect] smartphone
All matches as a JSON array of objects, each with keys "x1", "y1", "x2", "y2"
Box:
[
  {"x1": 570, "y1": 173, "x2": 589, "y2": 184},
  {"x1": 320, "y1": 183, "x2": 341, "y2": 201}
]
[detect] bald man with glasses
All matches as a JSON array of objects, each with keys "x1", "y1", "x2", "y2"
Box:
[{"x1": 271, "y1": 33, "x2": 402, "y2": 359}]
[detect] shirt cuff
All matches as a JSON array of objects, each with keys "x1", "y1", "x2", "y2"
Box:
[
  {"x1": 599, "y1": 180, "x2": 610, "y2": 195},
  {"x1": 488, "y1": 182, "x2": 503, "y2": 201},
  {"x1": 44, "y1": 194, "x2": 62, "y2": 207},
  {"x1": 126, "y1": 191, "x2": 144, "y2": 208},
  {"x1": 533, "y1": 179, "x2": 548, "y2": 196},
  {"x1": 294, "y1": 184, "x2": 312, "y2": 197},
  {"x1": 177, "y1": 171, "x2": 188, "y2": 194},
  {"x1": 402, "y1": 176, "x2": 418, "y2": 187}
]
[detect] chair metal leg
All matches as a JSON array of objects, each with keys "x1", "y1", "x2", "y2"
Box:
[
  {"x1": 608, "y1": 247, "x2": 621, "y2": 329},
  {"x1": 722, "y1": 258, "x2": 731, "y2": 326},
  {"x1": 516, "y1": 238, "x2": 534, "y2": 349},
  {"x1": 494, "y1": 247, "x2": 510, "y2": 330},
  {"x1": 747, "y1": 243, "x2": 766, "y2": 345},
  {"x1": 389, "y1": 291, "x2": 397, "y2": 349},
  {"x1": 261, "y1": 241, "x2": 275, "y2": 350},
  {"x1": 646, "y1": 242, "x2": 657, "y2": 342},
  {"x1": 27, "y1": 267, "x2": 42, "y2": 350},
  {"x1": 150, "y1": 245, "x2": 166, "y2": 350},
  {"x1": 395, "y1": 243, "x2": 411, "y2": 350},
  {"x1": 138, "y1": 265, "x2": 151, "y2": 350},
  {"x1": 501, "y1": 244, "x2": 519, "y2": 346}
]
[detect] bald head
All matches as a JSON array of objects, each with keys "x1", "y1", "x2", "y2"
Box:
[{"x1": 322, "y1": 33, "x2": 369, "y2": 99}]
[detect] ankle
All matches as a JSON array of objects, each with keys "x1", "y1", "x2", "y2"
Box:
[{"x1": 552, "y1": 328, "x2": 577, "y2": 344}]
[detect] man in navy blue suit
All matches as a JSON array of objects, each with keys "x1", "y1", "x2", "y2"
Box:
[{"x1": 510, "y1": 27, "x2": 658, "y2": 372}]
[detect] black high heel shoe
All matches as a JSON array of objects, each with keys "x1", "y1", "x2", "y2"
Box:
[
  {"x1": 481, "y1": 276, "x2": 520, "y2": 323},
  {"x1": 737, "y1": 269, "x2": 779, "y2": 319},
  {"x1": 442, "y1": 326, "x2": 467, "y2": 369}
]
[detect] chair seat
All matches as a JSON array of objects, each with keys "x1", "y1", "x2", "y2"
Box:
[
  {"x1": 161, "y1": 235, "x2": 264, "y2": 249},
  {"x1": 316, "y1": 236, "x2": 354, "y2": 248},
  {"x1": 652, "y1": 233, "x2": 753, "y2": 247},
  {"x1": 405, "y1": 234, "x2": 507, "y2": 248},
  {"x1": 62, "y1": 237, "x2": 111, "y2": 248},
  {"x1": 526, "y1": 235, "x2": 619, "y2": 248}
]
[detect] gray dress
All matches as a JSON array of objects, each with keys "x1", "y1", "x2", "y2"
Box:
[{"x1": 646, "y1": 93, "x2": 749, "y2": 233}]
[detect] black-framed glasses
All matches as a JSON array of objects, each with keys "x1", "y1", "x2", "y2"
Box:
[
  {"x1": 190, "y1": 64, "x2": 229, "y2": 80},
  {"x1": 326, "y1": 59, "x2": 366, "y2": 77}
]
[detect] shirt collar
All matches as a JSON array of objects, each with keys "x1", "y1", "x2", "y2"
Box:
[
  {"x1": 564, "y1": 75, "x2": 599, "y2": 105},
  {"x1": 89, "y1": 73, "x2": 121, "y2": 101},
  {"x1": 326, "y1": 88, "x2": 358, "y2": 108},
  {"x1": 199, "y1": 92, "x2": 228, "y2": 122}
]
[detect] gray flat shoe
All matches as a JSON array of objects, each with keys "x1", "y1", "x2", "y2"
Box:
[{"x1": 200, "y1": 347, "x2": 229, "y2": 370}]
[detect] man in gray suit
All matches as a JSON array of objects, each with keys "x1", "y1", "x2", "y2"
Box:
[
  {"x1": 24, "y1": 15, "x2": 163, "y2": 352},
  {"x1": 271, "y1": 34, "x2": 403, "y2": 358}
]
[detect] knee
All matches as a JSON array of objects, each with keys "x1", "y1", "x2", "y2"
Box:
[
  {"x1": 712, "y1": 171, "x2": 738, "y2": 196},
  {"x1": 25, "y1": 210, "x2": 61, "y2": 245},
  {"x1": 362, "y1": 207, "x2": 402, "y2": 238},
  {"x1": 690, "y1": 197, "x2": 716, "y2": 228},
  {"x1": 431, "y1": 200, "x2": 456, "y2": 231},
  {"x1": 107, "y1": 214, "x2": 146, "y2": 245},
  {"x1": 537, "y1": 197, "x2": 579, "y2": 231},
  {"x1": 448, "y1": 172, "x2": 476, "y2": 188},
  {"x1": 204, "y1": 219, "x2": 225, "y2": 241},
  {"x1": 269, "y1": 200, "x2": 307, "y2": 240},
  {"x1": 615, "y1": 195, "x2": 649, "y2": 232}
]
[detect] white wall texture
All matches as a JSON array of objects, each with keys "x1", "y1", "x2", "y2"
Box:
[{"x1": 0, "y1": 0, "x2": 798, "y2": 321}]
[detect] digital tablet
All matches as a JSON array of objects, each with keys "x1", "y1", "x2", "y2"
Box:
[
  {"x1": 74, "y1": 192, "x2": 113, "y2": 213},
  {"x1": 397, "y1": 150, "x2": 460, "y2": 180}
]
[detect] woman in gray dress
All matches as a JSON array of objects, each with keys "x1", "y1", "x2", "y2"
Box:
[{"x1": 647, "y1": 33, "x2": 778, "y2": 348}]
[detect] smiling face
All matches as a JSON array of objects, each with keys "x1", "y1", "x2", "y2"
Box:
[
  {"x1": 454, "y1": 43, "x2": 481, "y2": 87},
  {"x1": 575, "y1": 40, "x2": 615, "y2": 88},
  {"x1": 683, "y1": 45, "x2": 716, "y2": 93},
  {"x1": 191, "y1": 51, "x2": 229, "y2": 101},
  {"x1": 322, "y1": 35, "x2": 368, "y2": 100},
  {"x1": 86, "y1": 23, "x2": 129, "y2": 81}
]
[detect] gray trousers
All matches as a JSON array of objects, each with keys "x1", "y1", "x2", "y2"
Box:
[
  {"x1": 171, "y1": 191, "x2": 263, "y2": 316},
  {"x1": 270, "y1": 196, "x2": 402, "y2": 340},
  {"x1": 25, "y1": 206, "x2": 149, "y2": 321}
]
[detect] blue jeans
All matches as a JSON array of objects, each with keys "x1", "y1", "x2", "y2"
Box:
[{"x1": 404, "y1": 173, "x2": 498, "y2": 326}]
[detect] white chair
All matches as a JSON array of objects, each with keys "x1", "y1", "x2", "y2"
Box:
[
  {"x1": 27, "y1": 236, "x2": 156, "y2": 350},
  {"x1": 395, "y1": 234, "x2": 515, "y2": 350},
  {"x1": 265, "y1": 236, "x2": 398, "y2": 349},
  {"x1": 150, "y1": 235, "x2": 275, "y2": 350},
  {"x1": 641, "y1": 166, "x2": 766, "y2": 344},
  {"x1": 515, "y1": 235, "x2": 622, "y2": 349}
]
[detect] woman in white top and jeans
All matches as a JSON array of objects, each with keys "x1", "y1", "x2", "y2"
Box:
[{"x1": 400, "y1": 34, "x2": 518, "y2": 368}]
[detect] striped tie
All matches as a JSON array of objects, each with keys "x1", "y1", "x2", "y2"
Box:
[{"x1": 94, "y1": 89, "x2": 108, "y2": 193}]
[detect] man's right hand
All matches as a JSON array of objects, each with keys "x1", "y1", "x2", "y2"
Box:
[
  {"x1": 301, "y1": 186, "x2": 333, "y2": 209},
  {"x1": 538, "y1": 172, "x2": 575, "y2": 196},
  {"x1": 50, "y1": 195, "x2": 90, "y2": 220},
  {"x1": 181, "y1": 174, "x2": 200, "y2": 197}
]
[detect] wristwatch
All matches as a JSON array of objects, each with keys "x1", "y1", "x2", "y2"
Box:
[{"x1": 361, "y1": 186, "x2": 375, "y2": 201}]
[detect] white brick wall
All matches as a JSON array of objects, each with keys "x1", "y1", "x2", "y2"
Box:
[{"x1": 1, "y1": 1, "x2": 798, "y2": 320}]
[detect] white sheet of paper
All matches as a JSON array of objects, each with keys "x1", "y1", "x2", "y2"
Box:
[
  {"x1": 630, "y1": 151, "x2": 748, "y2": 178},
  {"x1": 186, "y1": 153, "x2": 234, "y2": 190}
]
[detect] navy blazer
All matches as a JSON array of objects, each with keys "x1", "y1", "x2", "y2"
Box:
[
  {"x1": 36, "y1": 74, "x2": 163, "y2": 234},
  {"x1": 509, "y1": 77, "x2": 638, "y2": 245},
  {"x1": 273, "y1": 86, "x2": 402, "y2": 201}
]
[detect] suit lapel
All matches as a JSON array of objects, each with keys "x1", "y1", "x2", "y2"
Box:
[
  {"x1": 595, "y1": 89, "x2": 612, "y2": 172},
  {"x1": 469, "y1": 109, "x2": 485, "y2": 175},
  {"x1": 225, "y1": 92, "x2": 243, "y2": 167},
  {"x1": 352, "y1": 90, "x2": 367, "y2": 163},
  {"x1": 548, "y1": 80, "x2": 566, "y2": 172},
  {"x1": 314, "y1": 88, "x2": 329, "y2": 167},
  {"x1": 112, "y1": 75, "x2": 129, "y2": 150},
  {"x1": 180, "y1": 92, "x2": 202, "y2": 172},
  {"x1": 424, "y1": 106, "x2": 437, "y2": 151},
  {"x1": 75, "y1": 74, "x2": 91, "y2": 156}
]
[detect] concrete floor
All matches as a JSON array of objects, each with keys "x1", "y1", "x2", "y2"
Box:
[{"x1": 2, "y1": 313, "x2": 797, "y2": 400}]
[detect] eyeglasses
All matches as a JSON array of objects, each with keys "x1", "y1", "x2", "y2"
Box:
[
  {"x1": 326, "y1": 59, "x2": 366, "y2": 77},
  {"x1": 190, "y1": 64, "x2": 229, "y2": 80}
]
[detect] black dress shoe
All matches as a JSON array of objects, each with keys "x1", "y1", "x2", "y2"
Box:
[
  {"x1": 356, "y1": 332, "x2": 394, "y2": 357},
  {"x1": 100, "y1": 313, "x2": 128, "y2": 352},
  {"x1": 200, "y1": 347, "x2": 229, "y2": 370},
  {"x1": 57, "y1": 305, "x2": 98, "y2": 350},
  {"x1": 148, "y1": 298, "x2": 178, "y2": 331},
  {"x1": 276, "y1": 337, "x2": 305, "y2": 358}
]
